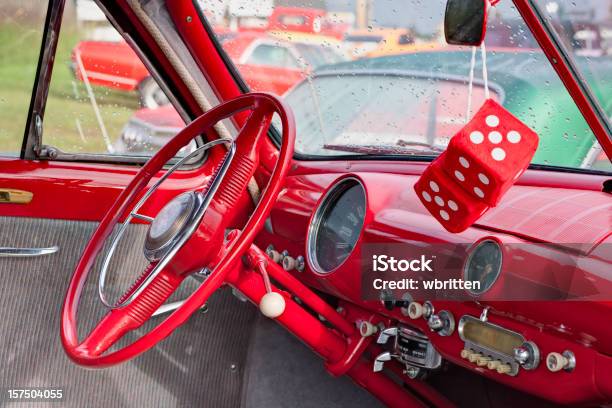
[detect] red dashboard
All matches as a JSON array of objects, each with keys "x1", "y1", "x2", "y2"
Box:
[{"x1": 256, "y1": 159, "x2": 612, "y2": 405}]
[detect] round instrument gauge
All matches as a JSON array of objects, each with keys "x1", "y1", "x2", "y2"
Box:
[
  {"x1": 463, "y1": 239, "x2": 503, "y2": 295},
  {"x1": 307, "y1": 178, "x2": 366, "y2": 274}
]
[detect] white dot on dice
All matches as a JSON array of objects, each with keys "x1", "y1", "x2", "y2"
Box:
[
  {"x1": 440, "y1": 210, "x2": 450, "y2": 221},
  {"x1": 455, "y1": 170, "x2": 465, "y2": 182},
  {"x1": 478, "y1": 173, "x2": 489, "y2": 185},
  {"x1": 422, "y1": 191, "x2": 432, "y2": 202},
  {"x1": 430, "y1": 181, "x2": 440, "y2": 192},
  {"x1": 459, "y1": 156, "x2": 470, "y2": 168},
  {"x1": 491, "y1": 147, "x2": 506, "y2": 161},
  {"x1": 488, "y1": 131, "x2": 502, "y2": 144},
  {"x1": 486, "y1": 115, "x2": 500, "y2": 127},
  {"x1": 507, "y1": 130, "x2": 521, "y2": 143},
  {"x1": 474, "y1": 187, "x2": 485, "y2": 198},
  {"x1": 448, "y1": 200, "x2": 458, "y2": 211},
  {"x1": 469, "y1": 131, "x2": 484, "y2": 144},
  {"x1": 434, "y1": 196, "x2": 444, "y2": 206}
]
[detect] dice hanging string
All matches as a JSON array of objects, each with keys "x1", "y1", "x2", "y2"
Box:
[
  {"x1": 466, "y1": 46, "x2": 477, "y2": 123},
  {"x1": 466, "y1": 43, "x2": 491, "y2": 122}
]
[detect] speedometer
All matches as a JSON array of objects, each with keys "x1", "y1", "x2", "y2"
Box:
[{"x1": 307, "y1": 177, "x2": 366, "y2": 274}]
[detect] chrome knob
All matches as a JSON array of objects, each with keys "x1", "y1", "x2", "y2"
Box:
[
  {"x1": 427, "y1": 310, "x2": 455, "y2": 336},
  {"x1": 376, "y1": 327, "x2": 398, "y2": 344},
  {"x1": 373, "y1": 351, "x2": 394, "y2": 372},
  {"x1": 513, "y1": 341, "x2": 540, "y2": 370}
]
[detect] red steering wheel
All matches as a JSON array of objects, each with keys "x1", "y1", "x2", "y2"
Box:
[{"x1": 61, "y1": 93, "x2": 295, "y2": 367}]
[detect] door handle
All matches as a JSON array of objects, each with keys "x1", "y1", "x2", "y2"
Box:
[
  {"x1": 0, "y1": 246, "x2": 59, "y2": 257},
  {"x1": 0, "y1": 189, "x2": 33, "y2": 204}
]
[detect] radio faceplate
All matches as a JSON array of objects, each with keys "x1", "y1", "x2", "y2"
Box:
[
  {"x1": 395, "y1": 326, "x2": 442, "y2": 369},
  {"x1": 458, "y1": 315, "x2": 526, "y2": 376}
]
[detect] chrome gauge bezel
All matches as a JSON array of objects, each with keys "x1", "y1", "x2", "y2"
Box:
[
  {"x1": 463, "y1": 239, "x2": 503, "y2": 296},
  {"x1": 306, "y1": 177, "x2": 366, "y2": 275}
]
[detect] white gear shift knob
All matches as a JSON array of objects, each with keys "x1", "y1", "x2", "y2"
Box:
[{"x1": 259, "y1": 292, "x2": 286, "y2": 318}]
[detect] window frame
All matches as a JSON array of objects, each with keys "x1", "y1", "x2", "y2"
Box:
[{"x1": 21, "y1": 0, "x2": 205, "y2": 167}]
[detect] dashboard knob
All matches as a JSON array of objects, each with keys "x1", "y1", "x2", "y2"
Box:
[
  {"x1": 513, "y1": 341, "x2": 540, "y2": 370},
  {"x1": 266, "y1": 245, "x2": 283, "y2": 263},
  {"x1": 282, "y1": 256, "x2": 296, "y2": 270},
  {"x1": 373, "y1": 351, "x2": 394, "y2": 373},
  {"x1": 487, "y1": 360, "x2": 501, "y2": 370},
  {"x1": 427, "y1": 310, "x2": 455, "y2": 336},
  {"x1": 496, "y1": 363, "x2": 512, "y2": 374},
  {"x1": 407, "y1": 302, "x2": 424, "y2": 319},
  {"x1": 359, "y1": 321, "x2": 378, "y2": 337},
  {"x1": 468, "y1": 352, "x2": 482, "y2": 363},
  {"x1": 376, "y1": 327, "x2": 398, "y2": 344},
  {"x1": 546, "y1": 351, "x2": 575, "y2": 372},
  {"x1": 476, "y1": 356, "x2": 492, "y2": 366}
]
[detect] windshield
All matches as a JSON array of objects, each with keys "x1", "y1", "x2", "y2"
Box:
[{"x1": 203, "y1": 0, "x2": 611, "y2": 172}]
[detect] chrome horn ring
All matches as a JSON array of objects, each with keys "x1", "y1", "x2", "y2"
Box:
[{"x1": 98, "y1": 138, "x2": 235, "y2": 309}]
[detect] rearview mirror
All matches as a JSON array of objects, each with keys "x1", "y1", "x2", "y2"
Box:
[{"x1": 444, "y1": 0, "x2": 488, "y2": 46}]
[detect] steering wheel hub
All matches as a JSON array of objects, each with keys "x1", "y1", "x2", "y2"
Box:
[{"x1": 144, "y1": 191, "x2": 200, "y2": 261}]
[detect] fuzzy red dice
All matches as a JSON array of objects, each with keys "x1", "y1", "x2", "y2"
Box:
[
  {"x1": 414, "y1": 152, "x2": 489, "y2": 233},
  {"x1": 415, "y1": 99, "x2": 538, "y2": 232},
  {"x1": 443, "y1": 99, "x2": 538, "y2": 206}
]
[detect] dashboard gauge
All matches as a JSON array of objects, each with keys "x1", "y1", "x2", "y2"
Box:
[
  {"x1": 307, "y1": 178, "x2": 366, "y2": 274},
  {"x1": 463, "y1": 239, "x2": 503, "y2": 295}
]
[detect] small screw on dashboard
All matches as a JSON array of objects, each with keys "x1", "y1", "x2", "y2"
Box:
[{"x1": 186, "y1": 16, "x2": 193, "y2": 23}]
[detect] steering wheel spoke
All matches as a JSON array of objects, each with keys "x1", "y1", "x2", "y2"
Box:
[{"x1": 77, "y1": 268, "x2": 184, "y2": 357}]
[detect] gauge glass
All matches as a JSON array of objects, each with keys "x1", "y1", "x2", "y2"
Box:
[
  {"x1": 464, "y1": 240, "x2": 503, "y2": 295},
  {"x1": 310, "y1": 179, "x2": 366, "y2": 273}
]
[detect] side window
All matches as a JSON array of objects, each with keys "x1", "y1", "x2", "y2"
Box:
[
  {"x1": 246, "y1": 44, "x2": 300, "y2": 69},
  {"x1": 0, "y1": 5, "x2": 47, "y2": 157},
  {"x1": 42, "y1": 1, "x2": 189, "y2": 158}
]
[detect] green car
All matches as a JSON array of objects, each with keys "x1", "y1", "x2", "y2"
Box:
[{"x1": 284, "y1": 50, "x2": 611, "y2": 172}]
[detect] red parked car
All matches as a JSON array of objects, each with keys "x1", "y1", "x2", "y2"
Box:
[{"x1": 72, "y1": 31, "x2": 343, "y2": 108}]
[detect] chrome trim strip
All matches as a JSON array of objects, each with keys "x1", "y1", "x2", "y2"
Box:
[
  {"x1": 98, "y1": 138, "x2": 235, "y2": 309},
  {"x1": 0, "y1": 246, "x2": 59, "y2": 257}
]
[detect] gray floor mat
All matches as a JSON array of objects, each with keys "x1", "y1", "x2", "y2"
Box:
[{"x1": 242, "y1": 315, "x2": 383, "y2": 408}]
